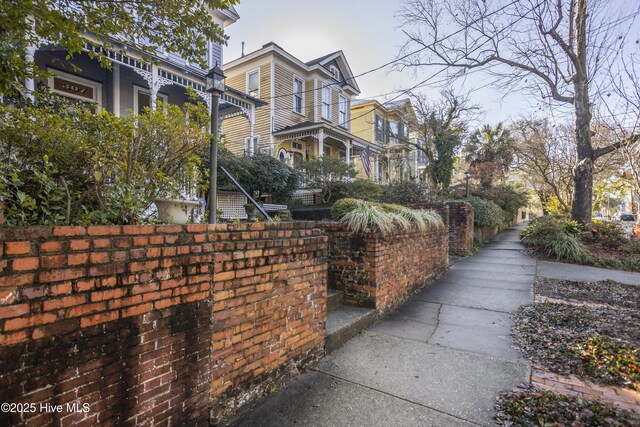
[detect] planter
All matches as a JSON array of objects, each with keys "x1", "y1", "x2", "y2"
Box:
[{"x1": 154, "y1": 198, "x2": 202, "y2": 224}]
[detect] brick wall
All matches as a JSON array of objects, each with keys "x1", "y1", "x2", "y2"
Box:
[
  {"x1": 208, "y1": 223, "x2": 327, "y2": 424},
  {"x1": 0, "y1": 221, "x2": 328, "y2": 426},
  {"x1": 446, "y1": 201, "x2": 474, "y2": 255},
  {"x1": 323, "y1": 223, "x2": 448, "y2": 314}
]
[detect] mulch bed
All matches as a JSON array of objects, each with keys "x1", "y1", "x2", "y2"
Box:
[
  {"x1": 495, "y1": 385, "x2": 640, "y2": 427},
  {"x1": 535, "y1": 278, "x2": 640, "y2": 310},
  {"x1": 512, "y1": 278, "x2": 640, "y2": 390}
]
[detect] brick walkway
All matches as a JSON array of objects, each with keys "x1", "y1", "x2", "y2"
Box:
[{"x1": 531, "y1": 364, "x2": 640, "y2": 414}]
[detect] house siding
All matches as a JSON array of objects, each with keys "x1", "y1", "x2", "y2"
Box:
[
  {"x1": 223, "y1": 62, "x2": 271, "y2": 155},
  {"x1": 273, "y1": 62, "x2": 308, "y2": 131},
  {"x1": 305, "y1": 79, "x2": 315, "y2": 121}
]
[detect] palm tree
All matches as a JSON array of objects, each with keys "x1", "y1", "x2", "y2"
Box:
[{"x1": 465, "y1": 123, "x2": 515, "y2": 188}]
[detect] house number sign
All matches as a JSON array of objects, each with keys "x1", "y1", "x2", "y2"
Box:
[{"x1": 53, "y1": 77, "x2": 94, "y2": 100}]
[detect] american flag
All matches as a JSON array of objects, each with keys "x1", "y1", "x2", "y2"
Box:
[{"x1": 361, "y1": 145, "x2": 371, "y2": 178}]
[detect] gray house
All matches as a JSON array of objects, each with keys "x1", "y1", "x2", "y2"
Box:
[{"x1": 31, "y1": 6, "x2": 264, "y2": 131}]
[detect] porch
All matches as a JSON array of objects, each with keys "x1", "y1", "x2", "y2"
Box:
[
  {"x1": 272, "y1": 121, "x2": 383, "y2": 183},
  {"x1": 33, "y1": 47, "x2": 265, "y2": 128}
]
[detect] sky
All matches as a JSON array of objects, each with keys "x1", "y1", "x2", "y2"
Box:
[{"x1": 223, "y1": 0, "x2": 542, "y2": 125}]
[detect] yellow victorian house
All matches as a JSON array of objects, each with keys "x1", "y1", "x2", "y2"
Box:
[
  {"x1": 222, "y1": 43, "x2": 381, "y2": 182},
  {"x1": 350, "y1": 98, "x2": 423, "y2": 184}
]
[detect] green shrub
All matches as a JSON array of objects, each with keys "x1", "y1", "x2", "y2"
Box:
[
  {"x1": 465, "y1": 196, "x2": 505, "y2": 228},
  {"x1": 339, "y1": 201, "x2": 397, "y2": 236},
  {"x1": 1, "y1": 93, "x2": 210, "y2": 225},
  {"x1": 583, "y1": 219, "x2": 627, "y2": 248},
  {"x1": 0, "y1": 156, "x2": 67, "y2": 225},
  {"x1": 622, "y1": 238, "x2": 640, "y2": 255},
  {"x1": 473, "y1": 184, "x2": 528, "y2": 220},
  {"x1": 521, "y1": 217, "x2": 590, "y2": 263},
  {"x1": 328, "y1": 179, "x2": 384, "y2": 204},
  {"x1": 380, "y1": 203, "x2": 445, "y2": 231},
  {"x1": 331, "y1": 198, "x2": 443, "y2": 236},
  {"x1": 380, "y1": 182, "x2": 428, "y2": 205},
  {"x1": 522, "y1": 215, "x2": 582, "y2": 237},
  {"x1": 331, "y1": 198, "x2": 364, "y2": 221}
]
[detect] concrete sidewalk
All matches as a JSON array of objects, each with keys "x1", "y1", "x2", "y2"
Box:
[
  {"x1": 228, "y1": 226, "x2": 533, "y2": 427},
  {"x1": 537, "y1": 260, "x2": 640, "y2": 286}
]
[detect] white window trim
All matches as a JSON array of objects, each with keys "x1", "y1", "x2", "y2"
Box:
[
  {"x1": 47, "y1": 69, "x2": 102, "y2": 109},
  {"x1": 292, "y1": 75, "x2": 305, "y2": 116},
  {"x1": 244, "y1": 135, "x2": 260, "y2": 155},
  {"x1": 133, "y1": 85, "x2": 168, "y2": 115},
  {"x1": 246, "y1": 68, "x2": 260, "y2": 98},
  {"x1": 322, "y1": 83, "x2": 332, "y2": 121},
  {"x1": 338, "y1": 94, "x2": 347, "y2": 127}
]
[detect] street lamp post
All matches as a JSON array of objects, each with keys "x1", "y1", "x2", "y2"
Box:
[
  {"x1": 465, "y1": 171, "x2": 471, "y2": 198},
  {"x1": 205, "y1": 64, "x2": 226, "y2": 224}
]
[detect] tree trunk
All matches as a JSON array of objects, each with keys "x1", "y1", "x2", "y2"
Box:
[
  {"x1": 570, "y1": 0, "x2": 593, "y2": 226},
  {"x1": 571, "y1": 88, "x2": 593, "y2": 225}
]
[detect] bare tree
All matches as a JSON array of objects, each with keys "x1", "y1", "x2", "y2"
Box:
[
  {"x1": 511, "y1": 118, "x2": 575, "y2": 213},
  {"x1": 601, "y1": 54, "x2": 640, "y2": 221},
  {"x1": 398, "y1": 0, "x2": 633, "y2": 224}
]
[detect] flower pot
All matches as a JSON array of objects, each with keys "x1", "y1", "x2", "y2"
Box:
[
  {"x1": 154, "y1": 198, "x2": 202, "y2": 224},
  {"x1": 244, "y1": 204, "x2": 257, "y2": 221}
]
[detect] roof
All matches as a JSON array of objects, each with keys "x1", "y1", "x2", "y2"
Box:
[
  {"x1": 305, "y1": 51, "x2": 342, "y2": 67},
  {"x1": 223, "y1": 85, "x2": 267, "y2": 108},
  {"x1": 271, "y1": 121, "x2": 383, "y2": 153},
  {"x1": 224, "y1": 42, "x2": 360, "y2": 95}
]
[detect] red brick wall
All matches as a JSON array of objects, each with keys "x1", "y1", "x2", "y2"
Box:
[
  {"x1": 324, "y1": 223, "x2": 448, "y2": 314},
  {"x1": 446, "y1": 201, "x2": 475, "y2": 255},
  {"x1": 0, "y1": 222, "x2": 328, "y2": 426},
  {"x1": 208, "y1": 223, "x2": 327, "y2": 423}
]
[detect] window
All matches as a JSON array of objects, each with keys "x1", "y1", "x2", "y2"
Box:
[
  {"x1": 244, "y1": 136, "x2": 260, "y2": 155},
  {"x1": 247, "y1": 69, "x2": 259, "y2": 98},
  {"x1": 389, "y1": 121, "x2": 399, "y2": 143},
  {"x1": 134, "y1": 86, "x2": 167, "y2": 115},
  {"x1": 329, "y1": 65, "x2": 340, "y2": 81},
  {"x1": 375, "y1": 114, "x2": 384, "y2": 142},
  {"x1": 339, "y1": 95, "x2": 347, "y2": 126},
  {"x1": 322, "y1": 84, "x2": 331, "y2": 120},
  {"x1": 323, "y1": 145, "x2": 332, "y2": 156},
  {"x1": 293, "y1": 76, "x2": 304, "y2": 114},
  {"x1": 277, "y1": 148, "x2": 288, "y2": 162},
  {"x1": 47, "y1": 70, "x2": 102, "y2": 108}
]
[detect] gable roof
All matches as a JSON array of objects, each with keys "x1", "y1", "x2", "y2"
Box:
[
  {"x1": 305, "y1": 51, "x2": 341, "y2": 66},
  {"x1": 224, "y1": 42, "x2": 360, "y2": 95}
]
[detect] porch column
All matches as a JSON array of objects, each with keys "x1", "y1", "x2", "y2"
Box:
[
  {"x1": 24, "y1": 45, "x2": 36, "y2": 102},
  {"x1": 375, "y1": 154, "x2": 380, "y2": 183},
  {"x1": 345, "y1": 140, "x2": 351, "y2": 164},
  {"x1": 112, "y1": 64, "x2": 120, "y2": 117},
  {"x1": 318, "y1": 129, "x2": 324, "y2": 158},
  {"x1": 249, "y1": 104, "x2": 255, "y2": 156},
  {"x1": 150, "y1": 64, "x2": 159, "y2": 110}
]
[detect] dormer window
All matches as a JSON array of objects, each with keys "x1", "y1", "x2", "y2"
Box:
[{"x1": 329, "y1": 65, "x2": 340, "y2": 81}]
